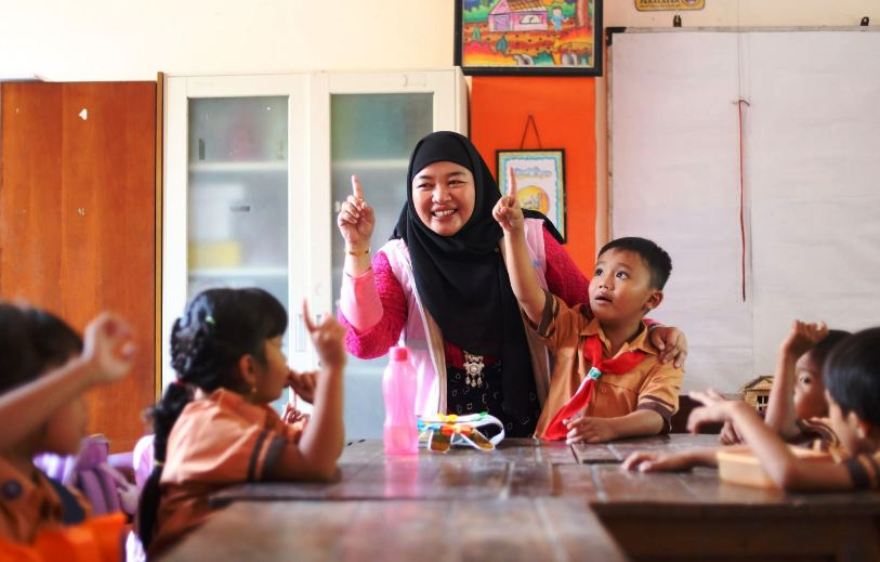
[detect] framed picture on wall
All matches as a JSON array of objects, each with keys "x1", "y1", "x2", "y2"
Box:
[
  {"x1": 497, "y1": 149, "x2": 566, "y2": 240},
  {"x1": 455, "y1": 0, "x2": 603, "y2": 76}
]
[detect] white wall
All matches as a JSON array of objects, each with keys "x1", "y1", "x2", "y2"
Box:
[
  {"x1": 0, "y1": 0, "x2": 456, "y2": 80},
  {"x1": 4, "y1": 0, "x2": 879, "y2": 80}
]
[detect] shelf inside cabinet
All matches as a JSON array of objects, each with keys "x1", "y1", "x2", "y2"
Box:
[
  {"x1": 189, "y1": 161, "x2": 288, "y2": 174},
  {"x1": 331, "y1": 158, "x2": 408, "y2": 171},
  {"x1": 189, "y1": 267, "x2": 288, "y2": 279}
]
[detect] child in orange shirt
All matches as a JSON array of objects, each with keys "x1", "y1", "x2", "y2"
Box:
[
  {"x1": 623, "y1": 321, "x2": 849, "y2": 472},
  {"x1": 494, "y1": 179, "x2": 683, "y2": 443},
  {"x1": 138, "y1": 288, "x2": 346, "y2": 557},
  {"x1": 0, "y1": 304, "x2": 136, "y2": 544},
  {"x1": 733, "y1": 321, "x2": 850, "y2": 447},
  {"x1": 677, "y1": 327, "x2": 880, "y2": 491}
]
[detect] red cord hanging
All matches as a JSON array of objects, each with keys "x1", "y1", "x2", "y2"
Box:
[{"x1": 737, "y1": 99, "x2": 750, "y2": 303}]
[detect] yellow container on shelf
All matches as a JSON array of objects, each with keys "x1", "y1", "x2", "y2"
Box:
[
  {"x1": 717, "y1": 446, "x2": 832, "y2": 489},
  {"x1": 188, "y1": 241, "x2": 242, "y2": 269}
]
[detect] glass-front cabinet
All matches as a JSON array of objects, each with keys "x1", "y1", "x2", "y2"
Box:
[{"x1": 162, "y1": 70, "x2": 467, "y2": 434}]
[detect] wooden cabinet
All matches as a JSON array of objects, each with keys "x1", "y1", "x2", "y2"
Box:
[{"x1": 0, "y1": 81, "x2": 157, "y2": 452}]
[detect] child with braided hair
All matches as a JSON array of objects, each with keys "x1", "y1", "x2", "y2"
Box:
[{"x1": 137, "y1": 288, "x2": 345, "y2": 557}]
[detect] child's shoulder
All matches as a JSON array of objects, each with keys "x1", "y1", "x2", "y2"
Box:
[
  {"x1": 174, "y1": 389, "x2": 269, "y2": 435},
  {"x1": 838, "y1": 446, "x2": 880, "y2": 490},
  {"x1": 0, "y1": 458, "x2": 89, "y2": 542}
]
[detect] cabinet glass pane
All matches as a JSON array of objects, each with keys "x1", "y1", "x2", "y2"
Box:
[
  {"x1": 186, "y1": 97, "x2": 290, "y2": 410},
  {"x1": 331, "y1": 93, "x2": 433, "y2": 438}
]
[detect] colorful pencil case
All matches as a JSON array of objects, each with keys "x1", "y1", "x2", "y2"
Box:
[{"x1": 418, "y1": 413, "x2": 506, "y2": 453}]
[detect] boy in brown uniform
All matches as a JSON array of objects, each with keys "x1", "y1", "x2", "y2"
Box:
[{"x1": 494, "y1": 183, "x2": 683, "y2": 443}]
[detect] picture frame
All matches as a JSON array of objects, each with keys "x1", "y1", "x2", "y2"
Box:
[
  {"x1": 497, "y1": 149, "x2": 566, "y2": 241},
  {"x1": 455, "y1": 0, "x2": 603, "y2": 76}
]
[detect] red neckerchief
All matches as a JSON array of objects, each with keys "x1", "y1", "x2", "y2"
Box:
[{"x1": 542, "y1": 334, "x2": 647, "y2": 440}]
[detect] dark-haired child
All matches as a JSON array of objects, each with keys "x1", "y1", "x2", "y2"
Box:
[
  {"x1": 624, "y1": 321, "x2": 850, "y2": 473},
  {"x1": 0, "y1": 304, "x2": 136, "y2": 543},
  {"x1": 494, "y1": 188, "x2": 683, "y2": 443},
  {"x1": 139, "y1": 288, "x2": 345, "y2": 556},
  {"x1": 756, "y1": 321, "x2": 849, "y2": 447},
  {"x1": 678, "y1": 327, "x2": 880, "y2": 491}
]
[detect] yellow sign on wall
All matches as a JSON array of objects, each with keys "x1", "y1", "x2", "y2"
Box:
[{"x1": 636, "y1": 0, "x2": 705, "y2": 11}]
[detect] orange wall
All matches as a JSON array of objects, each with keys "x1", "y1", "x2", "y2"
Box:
[{"x1": 470, "y1": 77, "x2": 597, "y2": 274}]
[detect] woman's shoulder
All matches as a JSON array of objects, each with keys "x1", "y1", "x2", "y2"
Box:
[{"x1": 376, "y1": 239, "x2": 411, "y2": 274}]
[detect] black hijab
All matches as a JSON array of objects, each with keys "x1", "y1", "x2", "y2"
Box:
[{"x1": 392, "y1": 131, "x2": 558, "y2": 417}]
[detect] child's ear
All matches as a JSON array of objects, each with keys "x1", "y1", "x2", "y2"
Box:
[
  {"x1": 850, "y1": 412, "x2": 872, "y2": 440},
  {"x1": 644, "y1": 289, "x2": 663, "y2": 312},
  {"x1": 237, "y1": 355, "x2": 258, "y2": 390}
]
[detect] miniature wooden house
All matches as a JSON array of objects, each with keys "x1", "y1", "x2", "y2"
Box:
[{"x1": 741, "y1": 375, "x2": 774, "y2": 414}]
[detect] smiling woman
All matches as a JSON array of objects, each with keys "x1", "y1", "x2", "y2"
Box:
[{"x1": 336, "y1": 131, "x2": 591, "y2": 437}]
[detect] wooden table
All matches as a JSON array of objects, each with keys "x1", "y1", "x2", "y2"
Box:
[{"x1": 165, "y1": 436, "x2": 880, "y2": 562}]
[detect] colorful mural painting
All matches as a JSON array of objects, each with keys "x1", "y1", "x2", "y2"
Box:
[{"x1": 456, "y1": 0, "x2": 603, "y2": 76}]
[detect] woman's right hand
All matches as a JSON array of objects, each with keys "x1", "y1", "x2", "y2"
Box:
[{"x1": 336, "y1": 175, "x2": 375, "y2": 252}]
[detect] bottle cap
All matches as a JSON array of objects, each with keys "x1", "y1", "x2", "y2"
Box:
[{"x1": 391, "y1": 346, "x2": 408, "y2": 361}]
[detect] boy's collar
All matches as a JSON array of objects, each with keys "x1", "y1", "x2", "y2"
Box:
[{"x1": 582, "y1": 317, "x2": 658, "y2": 357}]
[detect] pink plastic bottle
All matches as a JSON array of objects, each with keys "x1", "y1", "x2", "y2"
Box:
[{"x1": 383, "y1": 346, "x2": 419, "y2": 455}]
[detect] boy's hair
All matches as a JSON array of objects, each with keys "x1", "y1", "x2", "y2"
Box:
[
  {"x1": 808, "y1": 329, "x2": 851, "y2": 368},
  {"x1": 0, "y1": 303, "x2": 83, "y2": 394},
  {"x1": 823, "y1": 327, "x2": 880, "y2": 426},
  {"x1": 598, "y1": 237, "x2": 673, "y2": 290},
  {"x1": 138, "y1": 287, "x2": 288, "y2": 548}
]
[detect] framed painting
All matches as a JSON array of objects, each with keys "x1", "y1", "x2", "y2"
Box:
[
  {"x1": 497, "y1": 149, "x2": 566, "y2": 240},
  {"x1": 455, "y1": 0, "x2": 603, "y2": 76}
]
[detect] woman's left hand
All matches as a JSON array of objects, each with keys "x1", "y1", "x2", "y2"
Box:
[{"x1": 649, "y1": 326, "x2": 688, "y2": 368}]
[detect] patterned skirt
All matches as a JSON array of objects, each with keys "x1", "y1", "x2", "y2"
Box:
[{"x1": 446, "y1": 361, "x2": 541, "y2": 438}]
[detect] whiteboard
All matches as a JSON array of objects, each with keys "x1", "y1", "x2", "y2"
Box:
[{"x1": 610, "y1": 29, "x2": 880, "y2": 392}]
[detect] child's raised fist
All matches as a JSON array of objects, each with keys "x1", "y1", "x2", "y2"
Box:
[
  {"x1": 82, "y1": 312, "x2": 137, "y2": 385},
  {"x1": 782, "y1": 320, "x2": 828, "y2": 359}
]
